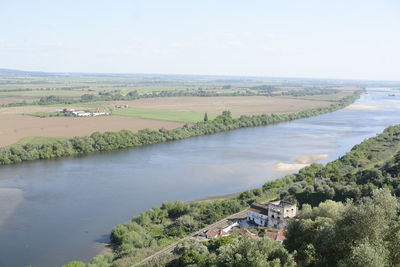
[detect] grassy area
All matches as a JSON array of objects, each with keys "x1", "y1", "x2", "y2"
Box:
[
  {"x1": 112, "y1": 107, "x2": 217, "y2": 123},
  {"x1": 15, "y1": 136, "x2": 68, "y2": 146},
  {"x1": 279, "y1": 91, "x2": 353, "y2": 102}
]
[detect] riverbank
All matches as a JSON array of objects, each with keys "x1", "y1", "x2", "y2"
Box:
[
  {"x1": 70, "y1": 123, "x2": 400, "y2": 267},
  {"x1": 4, "y1": 89, "x2": 400, "y2": 267},
  {"x1": 0, "y1": 91, "x2": 361, "y2": 166},
  {"x1": 0, "y1": 88, "x2": 358, "y2": 147},
  {"x1": 193, "y1": 153, "x2": 329, "y2": 201}
]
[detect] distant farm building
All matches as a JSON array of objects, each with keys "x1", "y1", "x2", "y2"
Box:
[
  {"x1": 57, "y1": 108, "x2": 109, "y2": 117},
  {"x1": 115, "y1": 104, "x2": 129, "y2": 108},
  {"x1": 72, "y1": 110, "x2": 92, "y2": 117},
  {"x1": 92, "y1": 108, "x2": 109, "y2": 116}
]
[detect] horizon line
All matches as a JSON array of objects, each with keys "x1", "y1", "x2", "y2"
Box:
[{"x1": 1, "y1": 67, "x2": 399, "y2": 83}]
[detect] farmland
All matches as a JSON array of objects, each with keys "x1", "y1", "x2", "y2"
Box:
[
  {"x1": 0, "y1": 114, "x2": 183, "y2": 147},
  {"x1": 113, "y1": 95, "x2": 346, "y2": 117},
  {"x1": 0, "y1": 69, "x2": 367, "y2": 146},
  {"x1": 112, "y1": 107, "x2": 217, "y2": 123}
]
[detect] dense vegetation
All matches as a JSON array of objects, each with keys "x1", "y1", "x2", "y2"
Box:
[
  {"x1": 277, "y1": 124, "x2": 400, "y2": 206},
  {"x1": 61, "y1": 122, "x2": 400, "y2": 266},
  {"x1": 167, "y1": 189, "x2": 400, "y2": 267},
  {"x1": 168, "y1": 235, "x2": 296, "y2": 267},
  {"x1": 285, "y1": 190, "x2": 400, "y2": 267},
  {"x1": 0, "y1": 91, "x2": 360, "y2": 165},
  {"x1": 249, "y1": 85, "x2": 340, "y2": 97}
]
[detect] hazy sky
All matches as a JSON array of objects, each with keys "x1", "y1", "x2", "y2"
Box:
[{"x1": 1, "y1": 0, "x2": 399, "y2": 80}]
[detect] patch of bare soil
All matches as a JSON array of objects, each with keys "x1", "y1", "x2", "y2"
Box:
[
  {"x1": 273, "y1": 162, "x2": 309, "y2": 172},
  {"x1": 115, "y1": 96, "x2": 333, "y2": 116},
  {"x1": 345, "y1": 104, "x2": 381, "y2": 110},
  {"x1": 0, "y1": 114, "x2": 183, "y2": 147},
  {"x1": 295, "y1": 154, "x2": 328, "y2": 164}
]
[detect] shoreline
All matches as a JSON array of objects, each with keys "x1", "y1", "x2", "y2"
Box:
[
  {"x1": 192, "y1": 192, "x2": 240, "y2": 202},
  {"x1": 1, "y1": 89, "x2": 379, "y2": 267},
  {"x1": 0, "y1": 91, "x2": 362, "y2": 167}
]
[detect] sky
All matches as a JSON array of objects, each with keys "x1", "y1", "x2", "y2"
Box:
[{"x1": 0, "y1": 0, "x2": 399, "y2": 80}]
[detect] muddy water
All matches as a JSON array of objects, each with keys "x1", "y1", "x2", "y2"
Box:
[{"x1": 0, "y1": 88, "x2": 399, "y2": 267}]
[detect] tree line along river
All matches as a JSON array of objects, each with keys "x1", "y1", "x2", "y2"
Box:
[{"x1": 0, "y1": 88, "x2": 399, "y2": 267}]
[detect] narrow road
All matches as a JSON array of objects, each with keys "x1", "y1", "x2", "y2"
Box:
[{"x1": 132, "y1": 209, "x2": 248, "y2": 266}]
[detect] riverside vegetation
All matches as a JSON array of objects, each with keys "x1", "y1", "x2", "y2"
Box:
[
  {"x1": 61, "y1": 123, "x2": 400, "y2": 267},
  {"x1": 0, "y1": 91, "x2": 360, "y2": 165}
]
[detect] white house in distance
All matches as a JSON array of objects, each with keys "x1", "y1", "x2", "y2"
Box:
[
  {"x1": 58, "y1": 108, "x2": 109, "y2": 117},
  {"x1": 247, "y1": 200, "x2": 297, "y2": 229}
]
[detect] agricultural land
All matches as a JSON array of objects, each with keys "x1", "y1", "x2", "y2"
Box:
[{"x1": 0, "y1": 69, "x2": 369, "y2": 147}]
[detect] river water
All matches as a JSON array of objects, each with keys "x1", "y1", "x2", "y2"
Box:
[{"x1": 0, "y1": 88, "x2": 399, "y2": 267}]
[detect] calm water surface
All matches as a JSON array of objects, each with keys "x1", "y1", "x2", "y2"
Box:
[{"x1": 0, "y1": 89, "x2": 399, "y2": 267}]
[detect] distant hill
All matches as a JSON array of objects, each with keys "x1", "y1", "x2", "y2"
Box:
[
  {"x1": 0, "y1": 68, "x2": 29, "y2": 75},
  {"x1": 0, "y1": 68, "x2": 398, "y2": 86},
  {"x1": 0, "y1": 68, "x2": 55, "y2": 76}
]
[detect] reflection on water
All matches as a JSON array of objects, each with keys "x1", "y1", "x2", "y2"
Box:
[
  {"x1": 0, "y1": 188, "x2": 23, "y2": 228},
  {"x1": 0, "y1": 88, "x2": 400, "y2": 267}
]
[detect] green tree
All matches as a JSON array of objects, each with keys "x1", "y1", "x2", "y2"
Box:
[
  {"x1": 81, "y1": 94, "x2": 95, "y2": 101},
  {"x1": 204, "y1": 112, "x2": 208, "y2": 122},
  {"x1": 285, "y1": 189, "x2": 400, "y2": 266},
  {"x1": 217, "y1": 236, "x2": 295, "y2": 267},
  {"x1": 339, "y1": 241, "x2": 387, "y2": 267}
]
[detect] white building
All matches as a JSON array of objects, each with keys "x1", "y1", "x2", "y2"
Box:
[
  {"x1": 247, "y1": 203, "x2": 269, "y2": 226},
  {"x1": 201, "y1": 221, "x2": 239, "y2": 239},
  {"x1": 72, "y1": 111, "x2": 92, "y2": 117},
  {"x1": 247, "y1": 200, "x2": 297, "y2": 229}
]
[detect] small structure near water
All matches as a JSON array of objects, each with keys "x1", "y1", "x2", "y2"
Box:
[
  {"x1": 194, "y1": 199, "x2": 297, "y2": 244},
  {"x1": 247, "y1": 200, "x2": 297, "y2": 229}
]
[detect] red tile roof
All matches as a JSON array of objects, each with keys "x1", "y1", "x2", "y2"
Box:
[
  {"x1": 238, "y1": 228, "x2": 258, "y2": 238},
  {"x1": 265, "y1": 229, "x2": 286, "y2": 242},
  {"x1": 206, "y1": 229, "x2": 229, "y2": 239}
]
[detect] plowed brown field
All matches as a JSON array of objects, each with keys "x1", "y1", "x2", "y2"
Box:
[
  {"x1": 115, "y1": 96, "x2": 334, "y2": 116},
  {"x1": 0, "y1": 114, "x2": 183, "y2": 147}
]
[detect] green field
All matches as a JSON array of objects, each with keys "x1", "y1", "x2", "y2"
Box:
[
  {"x1": 15, "y1": 136, "x2": 68, "y2": 146},
  {"x1": 112, "y1": 107, "x2": 217, "y2": 123}
]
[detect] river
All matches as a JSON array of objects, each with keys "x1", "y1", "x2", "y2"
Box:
[{"x1": 0, "y1": 88, "x2": 399, "y2": 267}]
